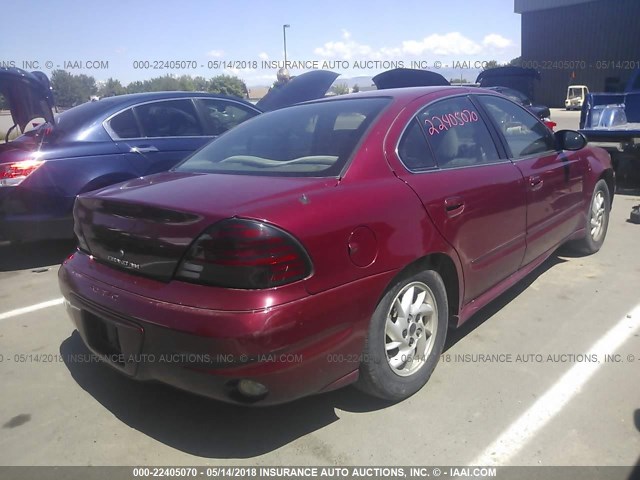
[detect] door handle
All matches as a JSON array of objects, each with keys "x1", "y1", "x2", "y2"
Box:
[
  {"x1": 130, "y1": 145, "x2": 159, "y2": 154},
  {"x1": 529, "y1": 175, "x2": 543, "y2": 191},
  {"x1": 444, "y1": 196, "x2": 465, "y2": 217}
]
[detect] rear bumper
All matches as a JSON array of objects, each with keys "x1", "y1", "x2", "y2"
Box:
[{"x1": 58, "y1": 252, "x2": 397, "y2": 405}]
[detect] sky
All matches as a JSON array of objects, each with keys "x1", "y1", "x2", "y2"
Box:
[{"x1": 3, "y1": 0, "x2": 522, "y2": 86}]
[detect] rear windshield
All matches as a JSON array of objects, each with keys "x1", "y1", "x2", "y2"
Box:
[{"x1": 175, "y1": 97, "x2": 390, "y2": 177}]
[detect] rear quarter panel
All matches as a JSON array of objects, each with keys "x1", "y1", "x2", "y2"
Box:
[
  {"x1": 234, "y1": 94, "x2": 465, "y2": 301},
  {"x1": 22, "y1": 142, "x2": 136, "y2": 199}
]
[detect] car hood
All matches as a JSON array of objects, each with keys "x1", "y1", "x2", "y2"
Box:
[
  {"x1": 372, "y1": 68, "x2": 450, "y2": 89},
  {"x1": 256, "y1": 70, "x2": 340, "y2": 111},
  {"x1": 0, "y1": 68, "x2": 55, "y2": 133},
  {"x1": 475, "y1": 66, "x2": 540, "y2": 98}
]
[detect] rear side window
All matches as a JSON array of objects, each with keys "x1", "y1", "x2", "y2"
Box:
[
  {"x1": 477, "y1": 95, "x2": 555, "y2": 159},
  {"x1": 109, "y1": 109, "x2": 141, "y2": 139},
  {"x1": 176, "y1": 97, "x2": 390, "y2": 177},
  {"x1": 398, "y1": 119, "x2": 436, "y2": 171},
  {"x1": 197, "y1": 99, "x2": 259, "y2": 136},
  {"x1": 135, "y1": 99, "x2": 203, "y2": 137},
  {"x1": 417, "y1": 96, "x2": 501, "y2": 169}
]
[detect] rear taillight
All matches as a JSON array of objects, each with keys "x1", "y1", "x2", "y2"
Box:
[
  {"x1": 72, "y1": 200, "x2": 91, "y2": 253},
  {"x1": 175, "y1": 218, "x2": 312, "y2": 289},
  {"x1": 75, "y1": 225, "x2": 90, "y2": 253},
  {"x1": 0, "y1": 159, "x2": 45, "y2": 187}
]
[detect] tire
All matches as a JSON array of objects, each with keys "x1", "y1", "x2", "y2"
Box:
[
  {"x1": 356, "y1": 270, "x2": 448, "y2": 401},
  {"x1": 569, "y1": 179, "x2": 611, "y2": 254},
  {"x1": 630, "y1": 205, "x2": 640, "y2": 225}
]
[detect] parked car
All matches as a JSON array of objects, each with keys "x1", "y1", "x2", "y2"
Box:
[
  {"x1": 476, "y1": 66, "x2": 540, "y2": 100},
  {"x1": 59, "y1": 84, "x2": 614, "y2": 406},
  {"x1": 484, "y1": 86, "x2": 551, "y2": 120},
  {"x1": 476, "y1": 67, "x2": 552, "y2": 128},
  {"x1": 0, "y1": 67, "x2": 338, "y2": 244},
  {"x1": 565, "y1": 85, "x2": 589, "y2": 110}
]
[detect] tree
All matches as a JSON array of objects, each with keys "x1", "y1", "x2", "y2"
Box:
[
  {"x1": 98, "y1": 78, "x2": 126, "y2": 98},
  {"x1": 51, "y1": 70, "x2": 97, "y2": 108},
  {"x1": 177, "y1": 75, "x2": 195, "y2": 91},
  {"x1": 331, "y1": 82, "x2": 350, "y2": 95},
  {"x1": 126, "y1": 80, "x2": 146, "y2": 94},
  {"x1": 50, "y1": 71, "x2": 78, "y2": 107},
  {"x1": 207, "y1": 75, "x2": 248, "y2": 98},
  {"x1": 482, "y1": 60, "x2": 500, "y2": 71},
  {"x1": 509, "y1": 56, "x2": 522, "y2": 67},
  {"x1": 76, "y1": 74, "x2": 98, "y2": 98},
  {"x1": 192, "y1": 76, "x2": 209, "y2": 92},
  {"x1": 352, "y1": 84, "x2": 360, "y2": 93},
  {"x1": 145, "y1": 75, "x2": 182, "y2": 92}
]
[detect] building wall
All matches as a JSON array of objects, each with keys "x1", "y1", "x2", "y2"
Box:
[{"x1": 519, "y1": 0, "x2": 640, "y2": 107}]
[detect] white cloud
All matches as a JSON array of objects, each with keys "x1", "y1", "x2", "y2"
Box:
[
  {"x1": 314, "y1": 29, "x2": 374, "y2": 59},
  {"x1": 258, "y1": 52, "x2": 269, "y2": 60},
  {"x1": 207, "y1": 50, "x2": 224, "y2": 58},
  {"x1": 313, "y1": 31, "x2": 515, "y2": 60},
  {"x1": 402, "y1": 32, "x2": 483, "y2": 56},
  {"x1": 483, "y1": 34, "x2": 513, "y2": 49}
]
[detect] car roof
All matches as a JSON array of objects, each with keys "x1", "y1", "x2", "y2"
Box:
[
  {"x1": 53, "y1": 91, "x2": 258, "y2": 137},
  {"x1": 305, "y1": 85, "x2": 492, "y2": 105},
  {"x1": 95, "y1": 90, "x2": 250, "y2": 105}
]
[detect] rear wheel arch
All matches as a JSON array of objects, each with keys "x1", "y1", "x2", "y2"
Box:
[
  {"x1": 78, "y1": 173, "x2": 137, "y2": 194},
  {"x1": 600, "y1": 169, "x2": 615, "y2": 207},
  {"x1": 381, "y1": 253, "x2": 461, "y2": 328}
]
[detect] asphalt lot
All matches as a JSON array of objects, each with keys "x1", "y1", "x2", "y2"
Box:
[{"x1": 0, "y1": 109, "x2": 639, "y2": 473}]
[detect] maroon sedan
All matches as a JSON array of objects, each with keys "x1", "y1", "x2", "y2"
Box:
[{"x1": 58, "y1": 85, "x2": 614, "y2": 405}]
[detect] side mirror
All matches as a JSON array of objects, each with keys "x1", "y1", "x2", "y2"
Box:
[{"x1": 555, "y1": 129, "x2": 587, "y2": 151}]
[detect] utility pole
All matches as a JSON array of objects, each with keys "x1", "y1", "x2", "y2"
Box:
[{"x1": 283, "y1": 24, "x2": 290, "y2": 67}]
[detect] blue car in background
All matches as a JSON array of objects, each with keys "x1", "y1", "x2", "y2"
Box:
[{"x1": 0, "y1": 67, "x2": 338, "y2": 244}]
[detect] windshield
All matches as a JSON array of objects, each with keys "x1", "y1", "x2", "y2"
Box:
[
  {"x1": 175, "y1": 97, "x2": 390, "y2": 177},
  {"x1": 568, "y1": 87, "x2": 584, "y2": 98}
]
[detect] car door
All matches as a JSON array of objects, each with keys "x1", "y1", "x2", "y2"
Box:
[
  {"x1": 393, "y1": 95, "x2": 527, "y2": 303},
  {"x1": 475, "y1": 94, "x2": 587, "y2": 265},
  {"x1": 108, "y1": 99, "x2": 210, "y2": 176}
]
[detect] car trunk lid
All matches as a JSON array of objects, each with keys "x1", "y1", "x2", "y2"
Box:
[
  {"x1": 74, "y1": 171, "x2": 335, "y2": 281},
  {"x1": 0, "y1": 68, "x2": 55, "y2": 134},
  {"x1": 256, "y1": 70, "x2": 339, "y2": 111},
  {"x1": 372, "y1": 68, "x2": 450, "y2": 89}
]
